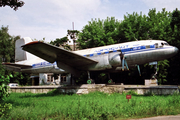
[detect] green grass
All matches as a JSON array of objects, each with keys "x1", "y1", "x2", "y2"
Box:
[{"x1": 1, "y1": 90, "x2": 180, "y2": 120}]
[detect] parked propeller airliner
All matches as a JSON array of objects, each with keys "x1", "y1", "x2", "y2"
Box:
[{"x1": 3, "y1": 37, "x2": 178, "y2": 83}]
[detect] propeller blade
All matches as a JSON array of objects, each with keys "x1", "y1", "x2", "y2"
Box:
[
  {"x1": 124, "y1": 60, "x2": 129, "y2": 70},
  {"x1": 136, "y1": 65, "x2": 141, "y2": 76},
  {"x1": 122, "y1": 57, "x2": 124, "y2": 71}
]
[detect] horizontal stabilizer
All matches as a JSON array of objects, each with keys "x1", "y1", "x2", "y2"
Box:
[
  {"x1": 2, "y1": 63, "x2": 32, "y2": 72},
  {"x1": 3, "y1": 63, "x2": 32, "y2": 68},
  {"x1": 22, "y1": 42, "x2": 98, "y2": 68}
]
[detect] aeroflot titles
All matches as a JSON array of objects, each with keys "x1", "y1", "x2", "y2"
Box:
[
  {"x1": 93, "y1": 43, "x2": 156, "y2": 53},
  {"x1": 94, "y1": 44, "x2": 129, "y2": 53},
  {"x1": 32, "y1": 62, "x2": 56, "y2": 68},
  {"x1": 93, "y1": 43, "x2": 146, "y2": 53}
]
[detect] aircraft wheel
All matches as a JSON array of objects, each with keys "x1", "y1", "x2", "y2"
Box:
[
  {"x1": 108, "y1": 79, "x2": 113, "y2": 84},
  {"x1": 87, "y1": 79, "x2": 94, "y2": 84}
]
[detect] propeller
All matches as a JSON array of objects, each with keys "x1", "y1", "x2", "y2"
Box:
[
  {"x1": 120, "y1": 49, "x2": 141, "y2": 76},
  {"x1": 120, "y1": 51, "x2": 129, "y2": 71}
]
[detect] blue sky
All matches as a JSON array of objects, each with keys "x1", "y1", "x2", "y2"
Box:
[{"x1": 1, "y1": 0, "x2": 180, "y2": 43}]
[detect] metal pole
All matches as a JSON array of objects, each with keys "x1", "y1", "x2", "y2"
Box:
[{"x1": 72, "y1": 22, "x2": 76, "y2": 51}]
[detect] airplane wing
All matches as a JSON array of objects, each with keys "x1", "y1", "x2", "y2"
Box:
[
  {"x1": 22, "y1": 41, "x2": 98, "y2": 68},
  {"x1": 2, "y1": 63, "x2": 32, "y2": 72}
]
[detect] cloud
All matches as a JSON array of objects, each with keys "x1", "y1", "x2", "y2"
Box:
[
  {"x1": 1, "y1": 0, "x2": 180, "y2": 43},
  {"x1": 48, "y1": 0, "x2": 108, "y2": 26},
  {"x1": 142, "y1": 0, "x2": 180, "y2": 12},
  {"x1": 16, "y1": 0, "x2": 105, "y2": 41}
]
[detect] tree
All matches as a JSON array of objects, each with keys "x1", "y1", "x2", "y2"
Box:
[
  {"x1": 168, "y1": 8, "x2": 180, "y2": 84},
  {"x1": 77, "y1": 17, "x2": 120, "y2": 49},
  {"x1": 0, "y1": 26, "x2": 20, "y2": 62},
  {"x1": 50, "y1": 36, "x2": 72, "y2": 51},
  {"x1": 0, "y1": 0, "x2": 24, "y2": 10},
  {"x1": 67, "y1": 30, "x2": 79, "y2": 51},
  {"x1": 119, "y1": 12, "x2": 149, "y2": 42},
  {"x1": 170, "y1": 8, "x2": 180, "y2": 31}
]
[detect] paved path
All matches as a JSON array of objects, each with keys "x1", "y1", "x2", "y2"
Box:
[{"x1": 129, "y1": 114, "x2": 180, "y2": 120}]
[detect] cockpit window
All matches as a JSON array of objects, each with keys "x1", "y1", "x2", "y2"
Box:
[
  {"x1": 161, "y1": 43, "x2": 164, "y2": 46},
  {"x1": 164, "y1": 43, "x2": 169, "y2": 45}
]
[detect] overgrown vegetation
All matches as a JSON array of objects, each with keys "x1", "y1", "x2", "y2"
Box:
[
  {"x1": 1, "y1": 91, "x2": 180, "y2": 120},
  {"x1": 0, "y1": 75, "x2": 12, "y2": 118},
  {"x1": 0, "y1": 62, "x2": 12, "y2": 118}
]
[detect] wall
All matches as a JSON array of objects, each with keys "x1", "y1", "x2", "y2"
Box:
[{"x1": 10, "y1": 85, "x2": 179, "y2": 95}]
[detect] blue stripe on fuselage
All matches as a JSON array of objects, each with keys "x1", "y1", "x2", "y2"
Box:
[
  {"x1": 84, "y1": 45, "x2": 173, "y2": 56},
  {"x1": 32, "y1": 61, "x2": 56, "y2": 68},
  {"x1": 123, "y1": 46, "x2": 173, "y2": 55}
]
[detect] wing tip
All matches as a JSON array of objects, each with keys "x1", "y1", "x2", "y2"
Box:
[{"x1": 25, "y1": 41, "x2": 42, "y2": 45}]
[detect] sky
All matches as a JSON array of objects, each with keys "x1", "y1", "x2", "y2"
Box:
[{"x1": 1, "y1": 0, "x2": 180, "y2": 44}]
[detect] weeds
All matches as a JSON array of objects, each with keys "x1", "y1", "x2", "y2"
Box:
[{"x1": 1, "y1": 91, "x2": 180, "y2": 120}]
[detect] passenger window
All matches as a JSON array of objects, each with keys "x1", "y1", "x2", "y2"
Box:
[{"x1": 146, "y1": 45, "x2": 150, "y2": 49}]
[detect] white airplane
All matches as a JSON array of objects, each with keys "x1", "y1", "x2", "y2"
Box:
[{"x1": 3, "y1": 37, "x2": 178, "y2": 84}]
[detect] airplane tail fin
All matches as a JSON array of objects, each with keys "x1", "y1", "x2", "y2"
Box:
[{"x1": 15, "y1": 37, "x2": 38, "y2": 62}]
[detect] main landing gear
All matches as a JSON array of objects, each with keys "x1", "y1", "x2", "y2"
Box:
[
  {"x1": 87, "y1": 71, "x2": 95, "y2": 84},
  {"x1": 86, "y1": 71, "x2": 114, "y2": 84},
  {"x1": 151, "y1": 64, "x2": 158, "y2": 79},
  {"x1": 107, "y1": 73, "x2": 114, "y2": 84}
]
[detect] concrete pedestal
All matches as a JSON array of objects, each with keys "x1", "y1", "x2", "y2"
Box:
[{"x1": 145, "y1": 79, "x2": 158, "y2": 86}]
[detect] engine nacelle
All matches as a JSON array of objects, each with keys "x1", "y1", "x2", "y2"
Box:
[{"x1": 108, "y1": 52, "x2": 121, "y2": 67}]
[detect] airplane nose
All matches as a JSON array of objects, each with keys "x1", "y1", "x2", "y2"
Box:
[{"x1": 174, "y1": 47, "x2": 179, "y2": 54}]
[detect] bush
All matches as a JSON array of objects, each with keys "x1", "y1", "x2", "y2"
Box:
[
  {"x1": 0, "y1": 75, "x2": 13, "y2": 117},
  {"x1": 0, "y1": 103, "x2": 12, "y2": 118},
  {"x1": 0, "y1": 75, "x2": 11, "y2": 102}
]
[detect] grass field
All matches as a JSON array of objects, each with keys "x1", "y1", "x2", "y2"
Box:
[{"x1": 1, "y1": 90, "x2": 180, "y2": 120}]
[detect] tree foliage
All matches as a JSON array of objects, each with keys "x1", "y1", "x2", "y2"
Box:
[
  {"x1": 77, "y1": 17, "x2": 120, "y2": 49},
  {"x1": 50, "y1": 36, "x2": 72, "y2": 51},
  {"x1": 0, "y1": 59, "x2": 12, "y2": 117},
  {"x1": 0, "y1": 26, "x2": 20, "y2": 62},
  {"x1": 0, "y1": 0, "x2": 24, "y2": 10},
  {"x1": 0, "y1": 74, "x2": 11, "y2": 102},
  {"x1": 168, "y1": 8, "x2": 180, "y2": 84},
  {"x1": 171, "y1": 8, "x2": 180, "y2": 31},
  {"x1": 67, "y1": 30, "x2": 79, "y2": 40}
]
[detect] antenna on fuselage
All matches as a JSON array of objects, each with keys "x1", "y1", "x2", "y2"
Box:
[{"x1": 134, "y1": 37, "x2": 138, "y2": 41}]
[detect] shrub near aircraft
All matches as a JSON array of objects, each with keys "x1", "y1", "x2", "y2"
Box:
[{"x1": 3, "y1": 37, "x2": 178, "y2": 84}]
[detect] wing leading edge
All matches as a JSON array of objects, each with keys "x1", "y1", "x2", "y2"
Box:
[{"x1": 22, "y1": 41, "x2": 98, "y2": 71}]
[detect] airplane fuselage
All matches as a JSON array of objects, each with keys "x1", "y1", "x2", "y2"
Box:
[
  {"x1": 18, "y1": 40, "x2": 178, "y2": 73},
  {"x1": 74, "y1": 40, "x2": 178, "y2": 71}
]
